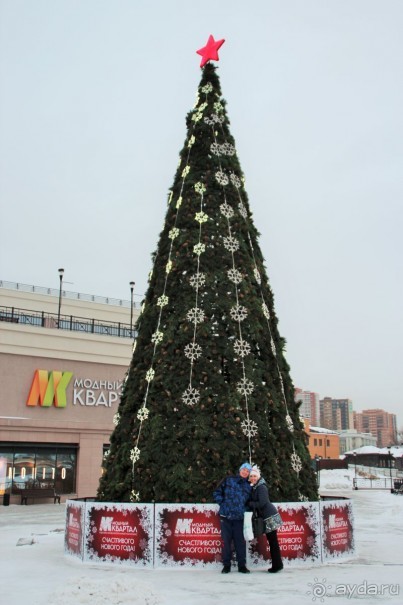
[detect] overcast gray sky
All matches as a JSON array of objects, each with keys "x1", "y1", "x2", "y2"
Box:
[{"x1": 1, "y1": 1, "x2": 402, "y2": 423}]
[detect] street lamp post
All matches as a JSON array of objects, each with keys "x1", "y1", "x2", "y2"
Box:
[
  {"x1": 316, "y1": 455, "x2": 322, "y2": 488},
  {"x1": 353, "y1": 451, "x2": 357, "y2": 490},
  {"x1": 314, "y1": 455, "x2": 320, "y2": 487},
  {"x1": 57, "y1": 268, "x2": 64, "y2": 328},
  {"x1": 129, "y1": 281, "x2": 135, "y2": 336},
  {"x1": 387, "y1": 446, "x2": 393, "y2": 492}
]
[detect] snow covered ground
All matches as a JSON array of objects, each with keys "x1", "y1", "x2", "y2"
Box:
[{"x1": 1, "y1": 470, "x2": 403, "y2": 605}]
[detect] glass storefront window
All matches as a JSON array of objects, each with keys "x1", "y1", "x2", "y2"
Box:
[
  {"x1": 35, "y1": 449, "x2": 57, "y2": 489},
  {"x1": 0, "y1": 452, "x2": 13, "y2": 495},
  {"x1": 0, "y1": 446, "x2": 77, "y2": 495},
  {"x1": 55, "y1": 450, "x2": 76, "y2": 494},
  {"x1": 13, "y1": 450, "x2": 36, "y2": 491}
]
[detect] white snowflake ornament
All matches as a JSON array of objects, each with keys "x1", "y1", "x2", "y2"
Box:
[
  {"x1": 130, "y1": 447, "x2": 140, "y2": 463},
  {"x1": 201, "y1": 82, "x2": 213, "y2": 94},
  {"x1": 286, "y1": 414, "x2": 294, "y2": 432},
  {"x1": 195, "y1": 211, "x2": 208, "y2": 224},
  {"x1": 130, "y1": 490, "x2": 140, "y2": 502},
  {"x1": 230, "y1": 173, "x2": 242, "y2": 188},
  {"x1": 113, "y1": 412, "x2": 120, "y2": 426},
  {"x1": 262, "y1": 302, "x2": 270, "y2": 319},
  {"x1": 291, "y1": 452, "x2": 303, "y2": 473},
  {"x1": 227, "y1": 268, "x2": 243, "y2": 284},
  {"x1": 191, "y1": 111, "x2": 203, "y2": 123},
  {"x1": 137, "y1": 407, "x2": 150, "y2": 422},
  {"x1": 186, "y1": 307, "x2": 205, "y2": 324},
  {"x1": 238, "y1": 202, "x2": 248, "y2": 219},
  {"x1": 184, "y1": 342, "x2": 202, "y2": 361},
  {"x1": 182, "y1": 386, "x2": 200, "y2": 406},
  {"x1": 223, "y1": 236, "x2": 239, "y2": 253},
  {"x1": 210, "y1": 142, "x2": 221, "y2": 156},
  {"x1": 193, "y1": 243, "x2": 206, "y2": 256},
  {"x1": 215, "y1": 171, "x2": 229, "y2": 186},
  {"x1": 222, "y1": 142, "x2": 235, "y2": 156},
  {"x1": 151, "y1": 330, "x2": 163, "y2": 344},
  {"x1": 253, "y1": 268, "x2": 262, "y2": 284},
  {"x1": 230, "y1": 304, "x2": 248, "y2": 322},
  {"x1": 234, "y1": 339, "x2": 251, "y2": 358},
  {"x1": 241, "y1": 418, "x2": 258, "y2": 438},
  {"x1": 194, "y1": 182, "x2": 206, "y2": 194},
  {"x1": 157, "y1": 294, "x2": 169, "y2": 308},
  {"x1": 220, "y1": 202, "x2": 234, "y2": 219},
  {"x1": 236, "y1": 378, "x2": 254, "y2": 396},
  {"x1": 189, "y1": 272, "x2": 206, "y2": 289},
  {"x1": 145, "y1": 368, "x2": 155, "y2": 382}
]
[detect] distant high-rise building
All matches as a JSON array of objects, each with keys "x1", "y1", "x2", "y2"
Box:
[
  {"x1": 354, "y1": 409, "x2": 397, "y2": 448},
  {"x1": 320, "y1": 397, "x2": 353, "y2": 431},
  {"x1": 295, "y1": 388, "x2": 320, "y2": 426}
]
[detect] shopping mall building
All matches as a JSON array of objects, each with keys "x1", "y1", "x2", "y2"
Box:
[{"x1": 0, "y1": 281, "x2": 139, "y2": 503}]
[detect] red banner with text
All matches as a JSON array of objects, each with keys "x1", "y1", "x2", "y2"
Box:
[
  {"x1": 64, "y1": 500, "x2": 85, "y2": 558},
  {"x1": 65, "y1": 499, "x2": 355, "y2": 567},
  {"x1": 155, "y1": 504, "x2": 223, "y2": 568},
  {"x1": 248, "y1": 502, "x2": 321, "y2": 566},
  {"x1": 320, "y1": 500, "x2": 355, "y2": 560},
  {"x1": 83, "y1": 503, "x2": 153, "y2": 566}
]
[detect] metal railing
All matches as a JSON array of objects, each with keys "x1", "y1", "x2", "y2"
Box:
[
  {"x1": 0, "y1": 305, "x2": 137, "y2": 339},
  {"x1": 0, "y1": 280, "x2": 143, "y2": 308},
  {"x1": 353, "y1": 477, "x2": 394, "y2": 490}
]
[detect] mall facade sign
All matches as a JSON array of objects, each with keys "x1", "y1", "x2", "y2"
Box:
[{"x1": 26, "y1": 369, "x2": 123, "y2": 410}]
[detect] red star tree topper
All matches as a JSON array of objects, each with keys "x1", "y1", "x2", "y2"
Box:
[{"x1": 196, "y1": 35, "x2": 225, "y2": 67}]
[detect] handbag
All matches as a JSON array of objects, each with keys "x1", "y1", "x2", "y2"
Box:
[
  {"x1": 252, "y1": 513, "x2": 266, "y2": 537},
  {"x1": 264, "y1": 512, "x2": 283, "y2": 532},
  {"x1": 243, "y1": 511, "x2": 254, "y2": 541}
]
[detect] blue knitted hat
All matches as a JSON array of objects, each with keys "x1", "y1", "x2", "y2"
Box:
[{"x1": 239, "y1": 462, "x2": 252, "y2": 472}]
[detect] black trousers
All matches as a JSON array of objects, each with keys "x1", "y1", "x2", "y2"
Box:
[
  {"x1": 220, "y1": 517, "x2": 246, "y2": 567},
  {"x1": 266, "y1": 530, "x2": 282, "y2": 568}
]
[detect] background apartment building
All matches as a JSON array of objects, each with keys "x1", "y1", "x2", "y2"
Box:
[
  {"x1": 354, "y1": 409, "x2": 397, "y2": 447},
  {"x1": 295, "y1": 388, "x2": 320, "y2": 426},
  {"x1": 320, "y1": 397, "x2": 354, "y2": 432}
]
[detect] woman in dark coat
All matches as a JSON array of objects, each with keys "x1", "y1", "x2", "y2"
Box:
[{"x1": 248, "y1": 465, "x2": 283, "y2": 573}]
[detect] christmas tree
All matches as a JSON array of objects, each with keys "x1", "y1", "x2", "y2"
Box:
[{"x1": 98, "y1": 37, "x2": 318, "y2": 504}]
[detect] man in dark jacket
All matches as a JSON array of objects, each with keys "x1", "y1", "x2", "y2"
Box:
[{"x1": 213, "y1": 462, "x2": 252, "y2": 573}]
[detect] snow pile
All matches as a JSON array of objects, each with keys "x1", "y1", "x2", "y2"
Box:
[
  {"x1": 49, "y1": 575, "x2": 161, "y2": 605},
  {"x1": 319, "y1": 468, "x2": 354, "y2": 490}
]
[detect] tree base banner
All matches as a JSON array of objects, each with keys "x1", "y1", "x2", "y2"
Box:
[
  {"x1": 320, "y1": 500, "x2": 355, "y2": 561},
  {"x1": 154, "y1": 504, "x2": 223, "y2": 568},
  {"x1": 64, "y1": 499, "x2": 355, "y2": 566},
  {"x1": 64, "y1": 500, "x2": 85, "y2": 559},
  {"x1": 248, "y1": 502, "x2": 321, "y2": 567},
  {"x1": 83, "y1": 503, "x2": 154, "y2": 566}
]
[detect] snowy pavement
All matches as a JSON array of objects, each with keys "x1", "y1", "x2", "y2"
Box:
[{"x1": 1, "y1": 475, "x2": 403, "y2": 605}]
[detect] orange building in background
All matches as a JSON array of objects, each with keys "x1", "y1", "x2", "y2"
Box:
[{"x1": 303, "y1": 419, "x2": 340, "y2": 459}]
